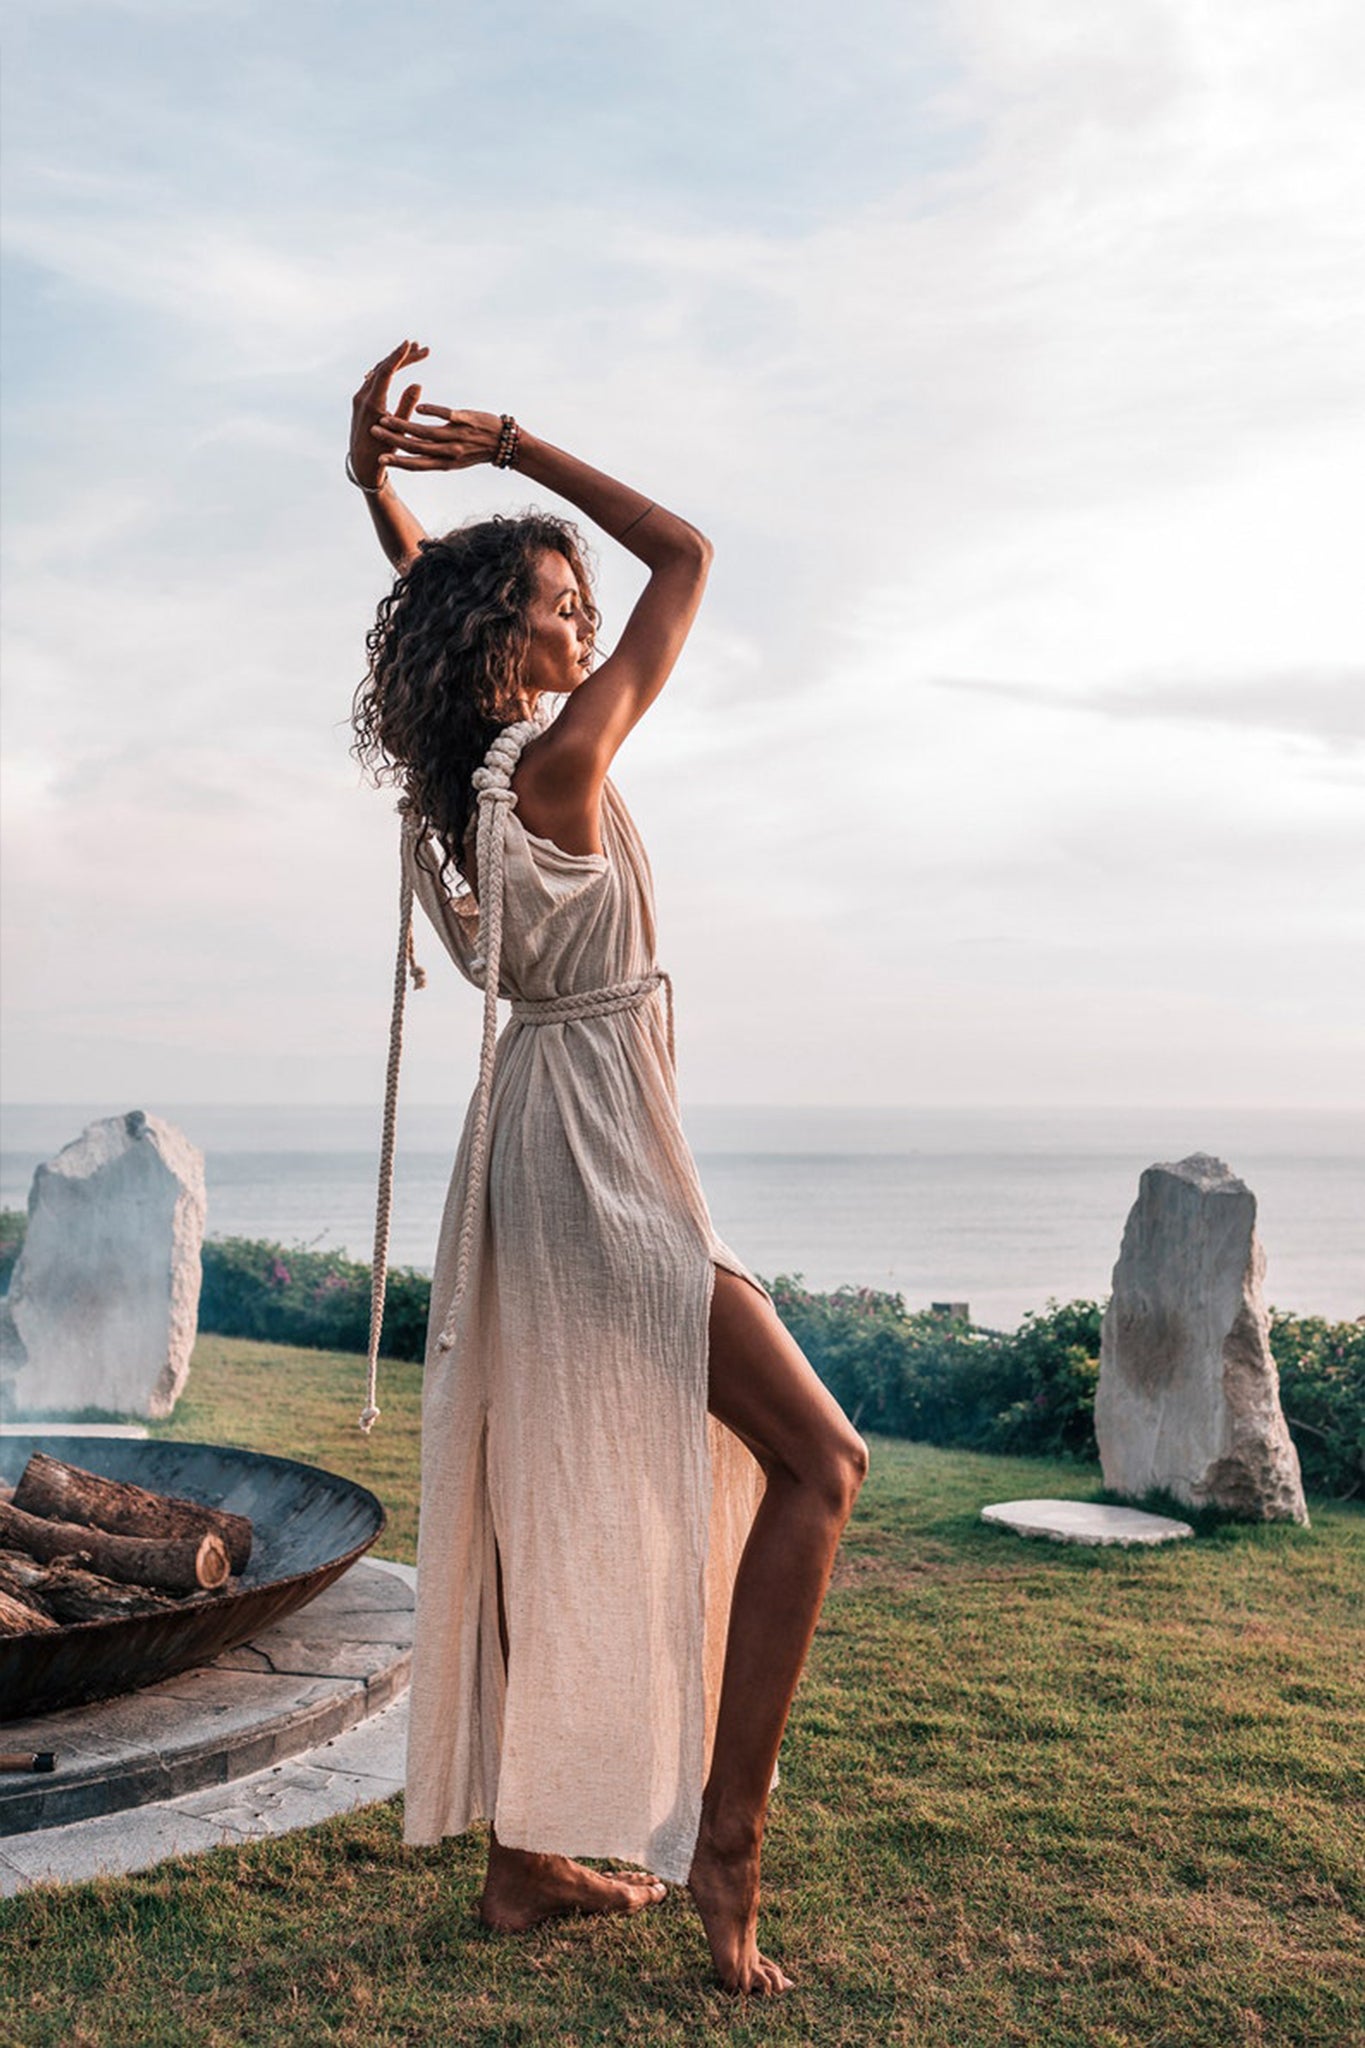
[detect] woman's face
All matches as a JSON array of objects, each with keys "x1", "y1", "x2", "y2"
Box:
[{"x1": 524, "y1": 550, "x2": 594, "y2": 699}]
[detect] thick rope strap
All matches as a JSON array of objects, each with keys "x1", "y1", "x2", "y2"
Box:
[
  {"x1": 660, "y1": 967, "x2": 676, "y2": 1074},
  {"x1": 434, "y1": 719, "x2": 538, "y2": 1357},
  {"x1": 359, "y1": 847, "x2": 426, "y2": 1432}
]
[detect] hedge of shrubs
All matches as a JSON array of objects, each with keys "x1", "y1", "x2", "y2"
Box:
[
  {"x1": 1270, "y1": 1313, "x2": 1365, "y2": 1500},
  {"x1": 0, "y1": 1209, "x2": 23, "y2": 1291},
  {"x1": 768, "y1": 1279, "x2": 1364, "y2": 1497},
  {"x1": 197, "y1": 1235, "x2": 435, "y2": 1365},
  {"x1": 769, "y1": 1280, "x2": 1104, "y2": 1460},
  {"x1": 2, "y1": 1212, "x2": 1360, "y2": 1496}
]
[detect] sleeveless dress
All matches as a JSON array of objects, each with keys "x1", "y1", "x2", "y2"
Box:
[{"x1": 399, "y1": 718, "x2": 766, "y2": 1884}]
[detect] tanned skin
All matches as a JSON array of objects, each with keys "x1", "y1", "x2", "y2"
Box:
[{"x1": 351, "y1": 342, "x2": 867, "y2": 1995}]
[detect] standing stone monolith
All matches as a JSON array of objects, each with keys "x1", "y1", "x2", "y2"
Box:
[
  {"x1": 1095, "y1": 1153, "x2": 1307, "y2": 1523},
  {"x1": 0, "y1": 1111, "x2": 206, "y2": 1422}
]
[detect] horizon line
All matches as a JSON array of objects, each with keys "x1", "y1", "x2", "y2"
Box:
[{"x1": 3, "y1": 1100, "x2": 1364, "y2": 1118}]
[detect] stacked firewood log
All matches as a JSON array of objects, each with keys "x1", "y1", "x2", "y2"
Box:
[{"x1": 0, "y1": 1453, "x2": 253, "y2": 1633}]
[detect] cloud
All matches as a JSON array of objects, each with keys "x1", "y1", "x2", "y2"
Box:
[
  {"x1": 2, "y1": 0, "x2": 1362, "y2": 1106},
  {"x1": 936, "y1": 668, "x2": 1365, "y2": 753}
]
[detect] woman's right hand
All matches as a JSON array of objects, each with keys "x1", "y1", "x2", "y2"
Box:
[
  {"x1": 370, "y1": 405, "x2": 505, "y2": 473},
  {"x1": 349, "y1": 340, "x2": 429, "y2": 490}
]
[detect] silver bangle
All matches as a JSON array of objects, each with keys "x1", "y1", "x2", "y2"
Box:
[{"x1": 346, "y1": 452, "x2": 388, "y2": 497}]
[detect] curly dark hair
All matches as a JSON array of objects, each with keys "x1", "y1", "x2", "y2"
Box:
[{"x1": 352, "y1": 513, "x2": 598, "y2": 884}]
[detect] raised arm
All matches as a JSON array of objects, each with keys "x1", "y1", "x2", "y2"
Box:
[
  {"x1": 372, "y1": 403, "x2": 712, "y2": 848},
  {"x1": 513, "y1": 428, "x2": 713, "y2": 741},
  {"x1": 347, "y1": 341, "x2": 432, "y2": 572}
]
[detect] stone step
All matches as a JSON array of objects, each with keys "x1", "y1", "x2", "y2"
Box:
[
  {"x1": 0, "y1": 1689, "x2": 411, "y2": 1893},
  {"x1": 0, "y1": 1425, "x2": 149, "y2": 1438}
]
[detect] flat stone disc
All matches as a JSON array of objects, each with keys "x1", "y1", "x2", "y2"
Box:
[{"x1": 981, "y1": 1499, "x2": 1194, "y2": 1545}]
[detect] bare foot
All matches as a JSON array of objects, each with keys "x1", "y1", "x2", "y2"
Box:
[
  {"x1": 479, "y1": 1841, "x2": 666, "y2": 1932},
  {"x1": 687, "y1": 1817, "x2": 794, "y2": 1996}
]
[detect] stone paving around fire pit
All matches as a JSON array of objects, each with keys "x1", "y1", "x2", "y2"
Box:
[
  {"x1": 0, "y1": 1425, "x2": 150, "y2": 1439},
  {"x1": 0, "y1": 1558, "x2": 414, "y2": 1892}
]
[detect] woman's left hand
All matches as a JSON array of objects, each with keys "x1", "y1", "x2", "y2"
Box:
[
  {"x1": 350, "y1": 340, "x2": 429, "y2": 491},
  {"x1": 371, "y1": 405, "x2": 504, "y2": 472}
]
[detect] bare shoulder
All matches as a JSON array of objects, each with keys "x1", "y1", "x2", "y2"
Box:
[{"x1": 512, "y1": 724, "x2": 604, "y2": 857}]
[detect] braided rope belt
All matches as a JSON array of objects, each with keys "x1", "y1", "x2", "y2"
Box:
[
  {"x1": 511, "y1": 970, "x2": 670, "y2": 1036},
  {"x1": 428, "y1": 967, "x2": 674, "y2": 1361}
]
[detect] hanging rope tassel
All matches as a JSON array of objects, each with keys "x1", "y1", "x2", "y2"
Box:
[
  {"x1": 426, "y1": 716, "x2": 539, "y2": 1357},
  {"x1": 435, "y1": 777, "x2": 517, "y2": 1353},
  {"x1": 358, "y1": 714, "x2": 552, "y2": 1409},
  {"x1": 359, "y1": 844, "x2": 425, "y2": 1434}
]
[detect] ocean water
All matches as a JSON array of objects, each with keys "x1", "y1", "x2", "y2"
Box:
[{"x1": 3, "y1": 1102, "x2": 1360, "y2": 1329}]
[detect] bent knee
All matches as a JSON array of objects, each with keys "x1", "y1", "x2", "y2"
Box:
[
  {"x1": 811, "y1": 1430, "x2": 869, "y2": 1522},
  {"x1": 844, "y1": 1430, "x2": 871, "y2": 1506}
]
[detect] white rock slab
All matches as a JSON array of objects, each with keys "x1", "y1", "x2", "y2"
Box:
[
  {"x1": 1, "y1": 1111, "x2": 205, "y2": 1422},
  {"x1": 981, "y1": 1499, "x2": 1194, "y2": 1545},
  {"x1": 1095, "y1": 1153, "x2": 1308, "y2": 1524}
]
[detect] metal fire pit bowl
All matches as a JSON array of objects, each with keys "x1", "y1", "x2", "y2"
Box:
[{"x1": 0, "y1": 1435, "x2": 385, "y2": 1721}]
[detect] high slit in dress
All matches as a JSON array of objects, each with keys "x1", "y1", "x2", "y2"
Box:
[{"x1": 400, "y1": 717, "x2": 766, "y2": 1883}]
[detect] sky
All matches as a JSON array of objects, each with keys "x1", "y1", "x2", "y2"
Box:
[{"x1": 2, "y1": 0, "x2": 1363, "y2": 1111}]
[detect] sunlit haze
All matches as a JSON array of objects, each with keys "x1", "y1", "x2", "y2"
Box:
[{"x1": 3, "y1": 0, "x2": 1362, "y2": 1109}]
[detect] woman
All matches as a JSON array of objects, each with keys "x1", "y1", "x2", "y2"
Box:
[{"x1": 349, "y1": 340, "x2": 867, "y2": 1997}]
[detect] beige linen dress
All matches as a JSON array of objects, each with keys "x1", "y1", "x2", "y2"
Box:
[{"x1": 400, "y1": 717, "x2": 765, "y2": 1884}]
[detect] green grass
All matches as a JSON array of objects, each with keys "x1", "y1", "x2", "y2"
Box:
[{"x1": 2, "y1": 1333, "x2": 1362, "y2": 2047}]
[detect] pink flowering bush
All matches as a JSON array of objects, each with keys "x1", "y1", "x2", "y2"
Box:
[{"x1": 198, "y1": 1236, "x2": 430, "y2": 1361}]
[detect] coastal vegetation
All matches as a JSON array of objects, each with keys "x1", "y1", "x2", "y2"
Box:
[
  {"x1": 1, "y1": 1212, "x2": 1360, "y2": 1498},
  {"x1": 1, "y1": 1329, "x2": 1360, "y2": 2045}
]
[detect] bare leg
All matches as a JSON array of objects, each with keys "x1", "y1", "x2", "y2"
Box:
[
  {"x1": 478, "y1": 1538, "x2": 667, "y2": 1930},
  {"x1": 688, "y1": 1270, "x2": 868, "y2": 1995}
]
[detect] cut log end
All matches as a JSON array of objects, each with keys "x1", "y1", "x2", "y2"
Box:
[
  {"x1": 194, "y1": 1532, "x2": 231, "y2": 1591},
  {"x1": 0, "y1": 1499, "x2": 233, "y2": 1595}
]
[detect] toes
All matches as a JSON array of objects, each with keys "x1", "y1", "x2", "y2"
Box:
[
  {"x1": 744, "y1": 1955, "x2": 794, "y2": 1997},
  {"x1": 602, "y1": 1872, "x2": 666, "y2": 1915}
]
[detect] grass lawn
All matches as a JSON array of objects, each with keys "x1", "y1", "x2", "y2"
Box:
[{"x1": 1, "y1": 1332, "x2": 1362, "y2": 2047}]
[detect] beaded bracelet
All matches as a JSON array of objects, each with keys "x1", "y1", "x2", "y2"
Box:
[{"x1": 494, "y1": 414, "x2": 521, "y2": 469}]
